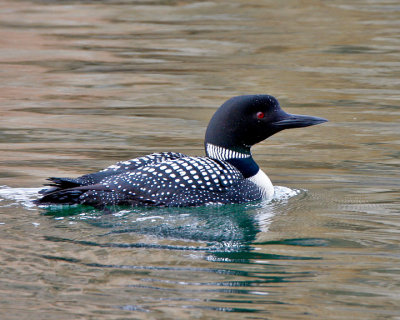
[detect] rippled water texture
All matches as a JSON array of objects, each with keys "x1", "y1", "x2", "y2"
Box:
[{"x1": 0, "y1": 1, "x2": 399, "y2": 319}]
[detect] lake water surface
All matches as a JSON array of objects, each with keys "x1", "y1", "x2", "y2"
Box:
[{"x1": 0, "y1": 0, "x2": 399, "y2": 319}]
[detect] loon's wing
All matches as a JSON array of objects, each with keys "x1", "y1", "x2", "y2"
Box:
[
  {"x1": 37, "y1": 157, "x2": 262, "y2": 207},
  {"x1": 99, "y1": 152, "x2": 188, "y2": 176},
  {"x1": 39, "y1": 152, "x2": 187, "y2": 195}
]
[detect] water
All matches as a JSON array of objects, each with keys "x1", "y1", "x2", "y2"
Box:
[{"x1": 0, "y1": 0, "x2": 399, "y2": 318}]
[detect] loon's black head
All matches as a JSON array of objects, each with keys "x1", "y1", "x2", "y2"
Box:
[{"x1": 205, "y1": 94, "x2": 327, "y2": 151}]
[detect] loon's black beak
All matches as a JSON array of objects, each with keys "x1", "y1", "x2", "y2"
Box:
[{"x1": 272, "y1": 113, "x2": 328, "y2": 129}]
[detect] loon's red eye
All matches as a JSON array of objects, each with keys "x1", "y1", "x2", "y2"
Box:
[{"x1": 256, "y1": 111, "x2": 264, "y2": 119}]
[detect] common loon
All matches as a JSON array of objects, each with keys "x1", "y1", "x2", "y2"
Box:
[{"x1": 36, "y1": 95, "x2": 327, "y2": 207}]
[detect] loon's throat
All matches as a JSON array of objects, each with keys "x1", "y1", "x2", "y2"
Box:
[
  {"x1": 205, "y1": 143, "x2": 258, "y2": 178},
  {"x1": 205, "y1": 143, "x2": 251, "y2": 160}
]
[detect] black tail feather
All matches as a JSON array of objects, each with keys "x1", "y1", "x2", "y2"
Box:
[
  {"x1": 35, "y1": 189, "x2": 85, "y2": 205},
  {"x1": 38, "y1": 177, "x2": 84, "y2": 196},
  {"x1": 36, "y1": 177, "x2": 86, "y2": 204},
  {"x1": 35, "y1": 183, "x2": 115, "y2": 206},
  {"x1": 46, "y1": 177, "x2": 82, "y2": 189}
]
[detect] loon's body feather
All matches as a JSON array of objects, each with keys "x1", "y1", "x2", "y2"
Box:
[
  {"x1": 40, "y1": 152, "x2": 186, "y2": 195},
  {"x1": 36, "y1": 95, "x2": 326, "y2": 207},
  {"x1": 40, "y1": 154, "x2": 265, "y2": 207}
]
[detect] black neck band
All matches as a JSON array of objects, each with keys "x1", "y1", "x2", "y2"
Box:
[{"x1": 226, "y1": 157, "x2": 259, "y2": 178}]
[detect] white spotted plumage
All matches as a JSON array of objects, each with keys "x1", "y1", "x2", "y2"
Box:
[{"x1": 73, "y1": 153, "x2": 265, "y2": 207}]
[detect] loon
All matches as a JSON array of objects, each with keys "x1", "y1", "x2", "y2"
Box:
[{"x1": 36, "y1": 95, "x2": 327, "y2": 207}]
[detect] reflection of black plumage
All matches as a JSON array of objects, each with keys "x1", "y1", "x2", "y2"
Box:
[{"x1": 36, "y1": 95, "x2": 326, "y2": 207}]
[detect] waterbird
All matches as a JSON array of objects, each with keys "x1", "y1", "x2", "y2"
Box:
[{"x1": 35, "y1": 95, "x2": 327, "y2": 207}]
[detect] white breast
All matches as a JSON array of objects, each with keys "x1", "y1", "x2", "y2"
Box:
[{"x1": 246, "y1": 169, "x2": 274, "y2": 199}]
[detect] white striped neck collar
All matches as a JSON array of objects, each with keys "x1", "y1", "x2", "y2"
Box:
[{"x1": 205, "y1": 143, "x2": 251, "y2": 161}]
